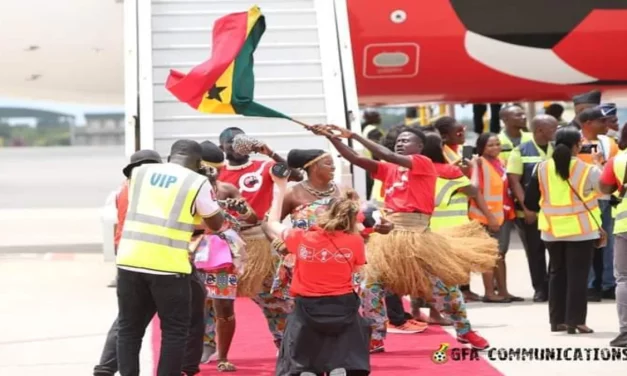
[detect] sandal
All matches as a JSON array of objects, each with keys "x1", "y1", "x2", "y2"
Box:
[{"x1": 217, "y1": 360, "x2": 237, "y2": 372}]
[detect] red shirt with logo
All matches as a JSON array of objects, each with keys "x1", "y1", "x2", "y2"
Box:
[
  {"x1": 371, "y1": 155, "x2": 437, "y2": 214},
  {"x1": 218, "y1": 160, "x2": 276, "y2": 217},
  {"x1": 282, "y1": 226, "x2": 366, "y2": 297}
]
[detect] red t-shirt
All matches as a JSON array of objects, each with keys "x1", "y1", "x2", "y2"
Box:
[
  {"x1": 114, "y1": 181, "x2": 129, "y2": 247},
  {"x1": 218, "y1": 160, "x2": 276, "y2": 217},
  {"x1": 282, "y1": 227, "x2": 366, "y2": 297},
  {"x1": 600, "y1": 157, "x2": 620, "y2": 186},
  {"x1": 371, "y1": 155, "x2": 437, "y2": 214}
]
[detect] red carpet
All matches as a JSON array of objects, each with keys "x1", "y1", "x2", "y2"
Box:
[{"x1": 151, "y1": 298, "x2": 502, "y2": 375}]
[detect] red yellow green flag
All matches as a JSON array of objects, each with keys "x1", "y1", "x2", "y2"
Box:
[{"x1": 165, "y1": 6, "x2": 289, "y2": 119}]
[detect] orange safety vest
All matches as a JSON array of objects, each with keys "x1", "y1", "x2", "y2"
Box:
[
  {"x1": 443, "y1": 144, "x2": 462, "y2": 164},
  {"x1": 469, "y1": 157, "x2": 505, "y2": 225}
]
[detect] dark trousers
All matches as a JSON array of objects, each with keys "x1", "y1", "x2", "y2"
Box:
[
  {"x1": 116, "y1": 268, "x2": 192, "y2": 376},
  {"x1": 546, "y1": 240, "x2": 594, "y2": 326},
  {"x1": 472, "y1": 103, "x2": 502, "y2": 134},
  {"x1": 515, "y1": 219, "x2": 548, "y2": 294},
  {"x1": 385, "y1": 293, "x2": 411, "y2": 326},
  {"x1": 98, "y1": 270, "x2": 206, "y2": 376}
]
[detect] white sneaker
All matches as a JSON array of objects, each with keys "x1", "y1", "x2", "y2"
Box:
[{"x1": 200, "y1": 344, "x2": 217, "y2": 364}]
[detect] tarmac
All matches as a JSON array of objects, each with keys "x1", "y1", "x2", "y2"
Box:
[{"x1": 0, "y1": 146, "x2": 624, "y2": 375}]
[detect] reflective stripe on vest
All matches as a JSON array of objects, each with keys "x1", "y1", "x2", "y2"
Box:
[
  {"x1": 469, "y1": 157, "x2": 505, "y2": 225},
  {"x1": 430, "y1": 177, "x2": 470, "y2": 230},
  {"x1": 443, "y1": 144, "x2": 461, "y2": 164},
  {"x1": 612, "y1": 154, "x2": 627, "y2": 234},
  {"x1": 537, "y1": 159, "x2": 600, "y2": 238},
  {"x1": 498, "y1": 131, "x2": 531, "y2": 167},
  {"x1": 116, "y1": 164, "x2": 207, "y2": 274}
]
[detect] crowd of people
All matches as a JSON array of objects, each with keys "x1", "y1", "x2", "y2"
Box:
[{"x1": 93, "y1": 90, "x2": 626, "y2": 376}]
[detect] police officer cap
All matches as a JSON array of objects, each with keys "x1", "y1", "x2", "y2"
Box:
[
  {"x1": 572, "y1": 90, "x2": 601, "y2": 105},
  {"x1": 599, "y1": 103, "x2": 617, "y2": 117},
  {"x1": 578, "y1": 107, "x2": 607, "y2": 123},
  {"x1": 123, "y1": 149, "x2": 162, "y2": 178}
]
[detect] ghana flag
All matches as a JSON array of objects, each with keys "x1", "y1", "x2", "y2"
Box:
[{"x1": 165, "y1": 6, "x2": 289, "y2": 119}]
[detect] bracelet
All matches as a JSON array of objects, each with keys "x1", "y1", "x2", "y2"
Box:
[
  {"x1": 271, "y1": 238, "x2": 286, "y2": 252},
  {"x1": 240, "y1": 208, "x2": 253, "y2": 219}
]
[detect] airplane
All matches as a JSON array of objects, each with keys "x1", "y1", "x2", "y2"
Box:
[{"x1": 2, "y1": 0, "x2": 627, "y2": 107}]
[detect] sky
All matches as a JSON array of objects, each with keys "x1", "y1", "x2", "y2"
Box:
[{"x1": 0, "y1": 97, "x2": 123, "y2": 125}]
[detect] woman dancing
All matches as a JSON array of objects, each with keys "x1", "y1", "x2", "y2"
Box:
[
  {"x1": 193, "y1": 140, "x2": 258, "y2": 371},
  {"x1": 311, "y1": 124, "x2": 497, "y2": 350},
  {"x1": 265, "y1": 169, "x2": 371, "y2": 376}
]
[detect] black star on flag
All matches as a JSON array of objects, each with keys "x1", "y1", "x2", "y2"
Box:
[{"x1": 207, "y1": 84, "x2": 227, "y2": 102}]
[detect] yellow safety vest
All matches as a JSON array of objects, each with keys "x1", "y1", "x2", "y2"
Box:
[
  {"x1": 498, "y1": 131, "x2": 532, "y2": 167},
  {"x1": 612, "y1": 153, "x2": 627, "y2": 233},
  {"x1": 430, "y1": 176, "x2": 471, "y2": 230},
  {"x1": 537, "y1": 159, "x2": 600, "y2": 238},
  {"x1": 117, "y1": 163, "x2": 208, "y2": 274}
]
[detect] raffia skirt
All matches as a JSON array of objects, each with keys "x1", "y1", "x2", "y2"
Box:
[
  {"x1": 237, "y1": 225, "x2": 276, "y2": 297},
  {"x1": 364, "y1": 212, "x2": 498, "y2": 297}
]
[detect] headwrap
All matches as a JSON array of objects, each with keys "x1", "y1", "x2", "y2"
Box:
[
  {"x1": 287, "y1": 149, "x2": 329, "y2": 169},
  {"x1": 200, "y1": 140, "x2": 225, "y2": 168}
]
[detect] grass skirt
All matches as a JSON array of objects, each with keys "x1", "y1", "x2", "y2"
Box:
[
  {"x1": 364, "y1": 213, "x2": 498, "y2": 297},
  {"x1": 237, "y1": 226, "x2": 275, "y2": 297}
]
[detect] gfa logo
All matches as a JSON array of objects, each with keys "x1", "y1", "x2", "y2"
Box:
[{"x1": 150, "y1": 173, "x2": 178, "y2": 188}]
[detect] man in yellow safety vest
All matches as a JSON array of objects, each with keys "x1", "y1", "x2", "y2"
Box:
[
  {"x1": 116, "y1": 140, "x2": 225, "y2": 376},
  {"x1": 599, "y1": 152, "x2": 627, "y2": 348}
]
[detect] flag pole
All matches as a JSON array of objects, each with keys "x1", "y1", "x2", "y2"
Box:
[{"x1": 287, "y1": 117, "x2": 336, "y2": 138}]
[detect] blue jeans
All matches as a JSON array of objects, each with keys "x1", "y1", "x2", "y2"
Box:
[{"x1": 588, "y1": 200, "x2": 616, "y2": 291}]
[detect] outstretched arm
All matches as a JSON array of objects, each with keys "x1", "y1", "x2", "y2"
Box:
[
  {"x1": 321, "y1": 125, "x2": 413, "y2": 170},
  {"x1": 326, "y1": 136, "x2": 379, "y2": 174}
]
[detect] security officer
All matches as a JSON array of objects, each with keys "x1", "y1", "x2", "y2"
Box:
[
  {"x1": 568, "y1": 90, "x2": 602, "y2": 129},
  {"x1": 507, "y1": 115, "x2": 558, "y2": 302},
  {"x1": 116, "y1": 140, "x2": 225, "y2": 376},
  {"x1": 498, "y1": 104, "x2": 532, "y2": 168}
]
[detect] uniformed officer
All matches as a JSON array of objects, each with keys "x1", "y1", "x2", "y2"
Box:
[
  {"x1": 115, "y1": 140, "x2": 225, "y2": 376},
  {"x1": 568, "y1": 90, "x2": 602, "y2": 129}
]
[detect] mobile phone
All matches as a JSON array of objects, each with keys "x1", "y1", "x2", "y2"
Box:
[
  {"x1": 462, "y1": 145, "x2": 475, "y2": 161},
  {"x1": 580, "y1": 144, "x2": 598, "y2": 154},
  {"x1": 271, "y1": 162, "x2": 291, "y2": 178}
]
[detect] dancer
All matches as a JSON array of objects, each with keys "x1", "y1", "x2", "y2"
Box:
[
  {"x1": 311, "y1": 124, "x2": 495, "y2": 350},
  {"x1": 193, "y1": 140, "x2": 258, "y2": 371},
  {"x1": 421, "y1": 131, "x2": 509, "y2": 304},
  {"x1": 265, "y1": 171, "x2": 371, "y2": 376},
  {"x1": 217, "y1": 127, "x2": 299, "y2": 350},
  {"x1": 524, "y1": 126, "x2": 602, "y2": 334}
]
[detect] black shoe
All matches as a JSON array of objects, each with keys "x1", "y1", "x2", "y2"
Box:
[
  {"x1": 567, "y1": 325, "x2": 594, "y2": 334},
  {"x1": 602, "y1": 288, "x2": 616, "y2": 300},
  {"x1": 587, "y1": 290, "x2": 602, "y2": 302},
  {"x1": 533, "y1": 291, "x2": 548, "y2": 302},
  {"x1": 551, "y1": 324, "x2": 567, "y2": 332},
  {"x1": 610, "y1": 332, "x2": 627, "y2": 347}
]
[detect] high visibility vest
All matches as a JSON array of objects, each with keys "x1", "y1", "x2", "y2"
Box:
[
  {"x1": 498, "y1": 131, "x2": 531, "y2": 167},
  {"x1": 469, "y1": 157, "x2": 505, "y2": 225},
  {"x1": 430, "y1": 176, "x2": 471, "y2": 230},
  {"x1": 578, "y1": 135, "x2": 619, "y2": 164},
  {"x1": 513, "y1": 140, "x2": 553, "y2": 217},
  {"x1": 371, "y1": 178, "x2": 384, "y2": 203},
  {"x1": 537, "y1": 159, "x2": 600, "y2": 238},
  {"x1": 443, "y1": 144, "x2": 462, "y2": 164},
  {"x1": 116, "y1": 163, "x2": 208, "y2": 274},
  {"x1": 612, "y1": 154, "x2": 627, "y2": 233}
]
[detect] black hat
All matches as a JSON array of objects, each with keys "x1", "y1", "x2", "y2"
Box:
[
  {"x1": 579, "y1": 106, "x2": 608, "y2": 123},
  {"x1": 599, "y1": 103, "x2": 617, "y2": 117},
  {"x1": 123, "y1": 149, "x2": 162, "y2": 178},
  {"x1": 572, "y1": 90, "x2": 601, "y2": 105}
]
